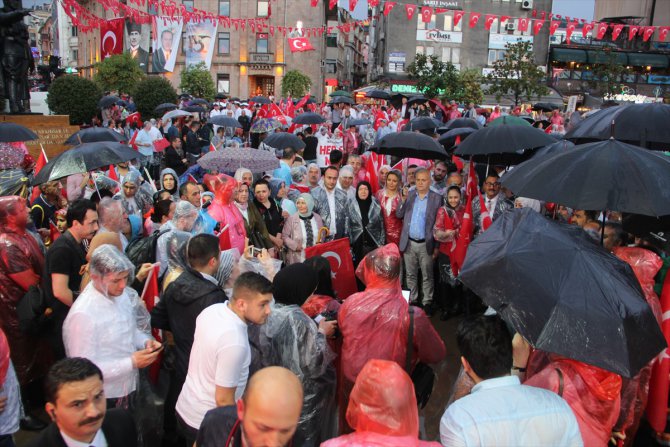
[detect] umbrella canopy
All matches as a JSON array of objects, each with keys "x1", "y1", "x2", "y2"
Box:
[
  {"x1": 487, "y1": 115, "x2": 533, "y2": 127},
  {"x1": 250, "y1": 118, "x2": 281, "y2": 134},
  {"x1": 198, "y1": 147, "x2": 279, "y2": 173},
  {"x1": 438, "y1": 127, "x2": 477, "y2": 148},
  {"x1": 162, "y1": 109, "x2": 193, "y2": 121},
  {"x1": 263, "y1": 132, "x2": 306, "y2": 150},
  {"x1": 532, "y1": 102, "x2": 561, "y2": 112},
  {"x1": 292, "y1": 112, "x2": 326, "y2": 125},
  {"x1": 459, "y1": 207, "x2": 666, "y2": 378},
  {"x1": 179, "y1": 93, "x2": 192, "y2": 99},
  {"x1": 622, "y1": 214, "x2": 670, "y2": 253},
  {"x1": 329, "y1": 90, "x2": 352, "y2": 97},
  {"x1": 0, "y1": 123, "x2": 38, "y2": 142},
  {"x1": 250, "y1": 96, "x2": 272, "y2": 104},
  {"x1": 445, "y1": 118, "x2": 481, "y2": 131},
  {"x1": 407, "y1": 116, "x2": 442, "y2": 132},
  {"x1": 565, "y1": 103, "x2": 670, "y2": 148},
  {"x1": 98, "y1": 95, "x2": 119, "y2": 109},
  {"x1": 518, "y1": 115, "x2": 535, "y2": 124},
  {"x1": 33, "y1": 142, "x2": 139, "y2": 184},
  {"x1": 209, "y1": 116, "x2": 242, "y2": 128},
  {"x1": 0, "y1": 143, "x2": 25, "y2": 170},
  {"x1": 371, "y1": 132, "x2": 447, "y2": 160},
  {"x1": 501, "y1": 138, "x2": 670, "y2": 216},
  {"x1": 533, "y1": 119, "x2": 551, "y2": 129},
  {"x1": 455, "y1": 122, "x2": 556, "y2": 161},
  {"x1": 347, "y1": 118, "x2": 371, "y2": 126},
  {"x1": 65, "y1": 127, "x2": 125, "y2": 145},
  {"x1": 529, "y1": 139, "x2": 575, "y2": 159},
  {"x1": 367, "y1": 89, "x2": 391, "y2": 100},
  {"x1": 190, "y1": 98, "x2": 209, "y2": 106},
  {"x1": 389, "y1": 93, "x2": 408, "y2": 109},
  {"x1": 406, "y1": 95, "x2": 428, "y2": 106},
  {"x1": 154, "y1": 103, "x2": 178, "y2": 114},
  {"x1": 331, "y1": 96, "x2": 354, "y2": 105},
  {"x1": 215, "y1": 93, "x2": 228, "y2": 100},
  {"x1": 183, "y1": 105, "x2": 206, "y2": 113}
]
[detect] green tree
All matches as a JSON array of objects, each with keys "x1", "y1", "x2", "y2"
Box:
[
  {"x1": 281, "y1": 70, "x2": 312, "y2": 97},
  {"x1": 455, "y1": 69, "x2": 484, "y2": 105},
  {"x1": 93, "y1": 53, "x2": 145, "y2": 95},
  {"x1": 132, "y1": 76, "x2": 178, "y2": 119},
  {"x1": 485, "y1": 40, "x2": 549, "y2": 106},
  {"x1": 179, "y1": 62, "x2": 216, "y2": 100},
  {"x1": 47, "y1": 75, "x2": 102, "y2": 125},
  {"x1": 407, "y1": 53, "x2": 460, "y2": 99},
  {"x1": 588, "y1": 48, "x2": 627, "y2": 97}
]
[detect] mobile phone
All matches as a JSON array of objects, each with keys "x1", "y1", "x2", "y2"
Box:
[
  {"x1": 150, "y1": 343, "x2": 165, "y2": 354},
  {"x1": 248, "y1": 246, "x2": 262, "y2": 257}
]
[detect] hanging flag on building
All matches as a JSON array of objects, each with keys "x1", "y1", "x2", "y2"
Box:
[
  {"x1": 288, "y1": 37, "x2": 315, "y2": 52},
  {"x1": 100, "y1": 18, "x2": 124, "y2": 59}
]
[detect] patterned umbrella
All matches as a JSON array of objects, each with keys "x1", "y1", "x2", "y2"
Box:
[
  {"x1": 197, "y1": 147, "x2": 280, "y2": 173},
  {"x1": 250, "y1": 118, "x2": 281, "y2": 133},
  {"x1": 0, "y1": 142, "x2": 26, "y2": 170}
]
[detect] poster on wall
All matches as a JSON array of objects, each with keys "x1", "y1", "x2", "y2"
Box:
[
  {"x1": 125, "y1": 19, "x2": 150, "y2": 72},
  {"x1": 152, "y1": 17, "x2": 183, "y2": 73},
  {"x1": 184, "y1": 20, "x2": 218, "y2": 69},
  {"x1": 316, "y1": 135, "x2": 344, "y2": 167}
]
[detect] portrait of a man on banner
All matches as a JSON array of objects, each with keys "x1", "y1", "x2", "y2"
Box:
[
  {"x1": 152, "y1": 17, "x2": 183, "y2": 73},
  {"x1": 125, "y1": 19, "x2": 150, "y2": 72}
]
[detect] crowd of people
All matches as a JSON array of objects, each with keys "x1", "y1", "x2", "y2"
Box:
[{"x1": 0, "y1": 90, "x2": 666, "y2": 447}]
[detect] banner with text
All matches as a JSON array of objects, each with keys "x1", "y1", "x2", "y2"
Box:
[{"x1": 316, "y1": 135, "x2": 344, "y2": 167}]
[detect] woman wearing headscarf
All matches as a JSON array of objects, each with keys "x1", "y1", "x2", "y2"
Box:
[
  {"x1": 255, "y1": 264, "x2": 338, "y2": 445},
  {"x1": 234, "y1": 182, "x2": 273, "y2": 251},
  {"x1": 269, "y1": 177, "x2": 297, "y2": 216},
  {"x1": 434, "y1": 184, "x2": 466, "y2": 320},
  {"x1": 375, "y1": 169, "x2": 403, "y2": 246},
  {"x1": 282, "y1": 193, "x2": 324, "y2": 265},
  {"x1": 349, "y1": 181, "x2": 385, "y2": 268},
  {"x1": 115, "y1": 171, "x2": 153, "y2": 218},
  {"x1": 160, "y1": 168, "x2": 180, "y2": 202},
  {"x1": 302, "y1": 256, "x2": 340, "y2": 317}
]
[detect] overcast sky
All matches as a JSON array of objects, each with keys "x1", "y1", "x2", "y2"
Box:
[{"x1": 552, "y1": 0, "x2": 595, "y2": 22}]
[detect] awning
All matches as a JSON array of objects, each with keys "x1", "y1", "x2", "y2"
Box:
[
  {"x1": 587, "y1": 50, "x2": 628, "y2": 65},
  {"x1": 626, "y1": 52, "x2": 669, "y2": 68},
  {"x1": 550, "y1": 48, "x2": 588, "y2": 63}
]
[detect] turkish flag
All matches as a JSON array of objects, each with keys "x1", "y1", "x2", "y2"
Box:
[
  {"x1": 484, "y1": 14, "x2": 497, "y2": 30},
  {"x1": 405, "y1": 4, "x2": 417, "y2": 20},
  {"x1": 153, "y1": 137, "x2": 170, "y2": 152},
  {"x1": 500, "y1": 15, "x2": 510, "y2": 24},
  {"x1": 454, "y1": 10, "x2": 464, "y2": 27},
  {"x1": 451, "y1": 163, "x2": 475, "y2": 276},
  {"x1": 140, "y1": 263, "x2": 163, "y2": 384},
  {"x1": 30, "y1": 148, "x2": 48, "y2": 203},
  {"x1": 533, "y1": 20, "x2": 545, "y2": 35},
  {"x1": 305, "y1": 238, "x2": 357, "y2": 299},
  {"x1": 100, "y1": 18, "x2": 124, "y2": 59},
  {"x1": 364, "y1": 152, "x2": 382, "y2": 194},
  {"x1": 310, "y1": 0, "x2": 318, "y2": 6},
  {"x1": 349, "y1": 0, "x2": 357, "y2": 11},
  {"x1": 549, "y1": 20, "x2": 560, "y2": 35},
  {"x1": 629, "y1": 25, "x2": 640, "y2": 41},
  {"x1": 369, "y1": 0, "x2": 379, "y2": 6},
  {"x1": 566, "y1": 20, "x2": 577, "y2": 44},
  {"x1": 517, "y1": 18, "x2": 529, "y2": 32},
  {"x1": 643, "y1": 26, "x2": 656, "y2": 42},
  {"x1": 383, "y1": 2, "x2": 396, "y2": 16},
  {"x1": 582, "y1": 21, "x2": 594, "y2": 38},
  {"x1": 288, "y1": 37, "x2": 315, "y2": 52},
  {"x1": 128, "y1": 130, "x2": 139, "y2": 150},
  {"x1": 329, "y1": 0, "x2": 337, "y2": 9},
  {"x1": 660, "y1": 27, "x2": 670, "y2": 41},
  {"x1": 469, "y1": 12, "x2": 481, "y2": 28},
  {"x1": 596, "y1": 22, "x2": 609, "y2": 39},
  {"x1": 107, "y1": 164, "x2": 120, "y2": 193},
  {"x1": 647, "y1": 272, "x2": 670, "y2": 432},
  {"x1": 295, "y1": 93, "x2": 310, "y2": 110},
  {"x1": 611, "y1": 24, "x2": 624, "y2": 40},
  {"x1": 420, "y1": 7, "x2": 432, "y2": 23}
]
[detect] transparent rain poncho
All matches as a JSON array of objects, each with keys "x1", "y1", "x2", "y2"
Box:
[{"x1": 63, "y1": 244, "x2": 153, "y2": 400}]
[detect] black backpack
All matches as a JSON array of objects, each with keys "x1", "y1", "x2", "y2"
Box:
[{"x1": 125, "y1": 229, "x2": 168, "y2": 269}]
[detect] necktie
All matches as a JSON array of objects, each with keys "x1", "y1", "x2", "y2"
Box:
[
  {"x1": 486, "y1": 199, "x2": 491, "y2": 211},
  {"x1": 165, "y1": 50, "x2": 170, "y2": 61}
]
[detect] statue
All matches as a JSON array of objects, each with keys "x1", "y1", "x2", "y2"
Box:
[{"x1": 0, "y1": 0, "x2": 33, "y2": 113}]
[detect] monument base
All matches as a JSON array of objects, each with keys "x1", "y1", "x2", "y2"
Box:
[{"x1": 0, "y1": 114, "x2": 79, "y2": 160}]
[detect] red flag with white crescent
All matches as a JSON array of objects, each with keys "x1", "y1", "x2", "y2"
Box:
[
  {"x1": 659, "y1": 26, "x2": 670, "y2": 42},
  {"x1": 517, "y1": 17, "x2": 529, "y2": 32},
  {"x1": 305, "y1": 238, "x2": 357, "y2": 299},
  {"x1": 643, "y1": 26, "x2": 656, "y2": 42},
  {"x1": 611, "y1": 24, "x2": 624, "y2": 40},
  {"x1": 484, "y1": 14, "x2": 497, "y2": 31},
  {"x1": 596, "y1": 22, "x2": 609, "y2": 39},
  {"x1": 288, "y1": 37, "x2": 315, "y2": 52},
  {"x1": 100, "y1": 18, "x2": 124, "y2": 59},
  {"x1": 421, "y1": 7, "x2": 432, "y2": 23},
  {"x1": 451, "y1": 162, "x2": 475, "y2": 276},
  {"x1": 453, "y1": 10, "x2": 464, "y2": 27},
  {"x1": 549, "y1": 20, "x2": 560, "y2": 35},
  {"x1": 469, "y1": 12, "x2": 481, "y2": 28},
  {"x1": 532, "y1": 20, "x2": 545, "y2": 35},
  {"x1": 30, "y1": 148, "x2": 48, "y2": 202},
  {"x1": 140, "y1": 263, "x2": 162, "y2": 384}
]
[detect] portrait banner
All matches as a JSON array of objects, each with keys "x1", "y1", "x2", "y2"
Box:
[
  {"x1": 125, "y1": 19, "x2": 151, "y2": 72},
  {"x1": 152, "y1": 17, "x2": 183, "y2": 73},
  {"x1": 184, "y1": 20, "x2": 218, "y2": 69}
]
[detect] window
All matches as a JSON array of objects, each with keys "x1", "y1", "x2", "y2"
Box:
[
  {"x1": 417, "y1": 14, "x2": 436, "y2": 30},
  {"x1": 182, "y1": 0, "x2": 193, "y2": 12},
  {"x1": 416, "y1": 46, "x2": 425, "y2": 55},
  {"x1": 217, "y1": 32, "x2": 230, "y2": 54},
  {"x1": 71, "y1": 49, "x2": 78, "y2": 60},
  {"x1": 217, "y1": 74, "x2": 230, "y2": 94},
  {"x1": 488, "y1": 49, "x2": 506, "y2": 65},
  {"x1": 182, "y1": 32, "x2": 187, "y2": 54},
  {"x1": 257, "y1": 0, "x2": 269, "y2": 17},
  {"x1": 256, "y1": 33, "x2": 268, "y2": 53},
  {"x1": 326, "y1": 33, "x2": 337, "y2": 47},
  {"x1": 71, "y1": 26, "x2": 78, "y2": 37},
  {"x1": 326, "y1": 59, "x2": 337, "y2": 73},
  {"x1": 451, "y1": 48, "x2": 460, "y2": 64},
  {"x1": 425, "y1": 46, "x2": 434, "y2": 56},
  {"x1": 443, "y1": 15, "x2": 462, "y2": 32},
  {"x1": 218, "y1": 0, "x2": 230, "y2": 16}
]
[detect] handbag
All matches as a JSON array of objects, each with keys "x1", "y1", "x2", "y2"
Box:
[
  {"x1": 16, "y1": 284, "x2": 52, "y2": 335},
  {"x1": 405, "y1": 306, "x2": 436, "y2": 409}
]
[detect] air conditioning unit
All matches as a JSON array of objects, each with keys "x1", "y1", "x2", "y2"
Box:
[
  {"x1": 505, "y1": 22, "x2": 516, "y2": 31},
  {"x1": 521, "y1": 0, "x2": 533, "y2": 10}
]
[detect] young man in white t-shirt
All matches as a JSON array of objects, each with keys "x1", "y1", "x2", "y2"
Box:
[{"x1": 175, "y1": 271, "x2": 273, "y2": 445}]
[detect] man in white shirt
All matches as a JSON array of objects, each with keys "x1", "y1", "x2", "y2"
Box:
[
  {"x1": 62, "y1": 245, "x2": 162, "y2": 408},
  {"x1": 175, "y1": 272, "x2": 273, "y2": 446},
  {"x1": 134, "y1": 121, "x2": 154, "y2": 162},
  {"x1": 440, "y1": 315, "x2": 582, "y2": 447}
]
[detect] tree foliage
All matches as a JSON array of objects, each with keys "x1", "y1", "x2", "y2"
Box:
[
  {"x1": 281, "y1": 70, "x2": 312, "y2": 97},
  {"x1": 455, "y1": 69, "x2": 484, "y2": 105},
  {"x1": 407, "y1": 54, "x2": 460, "y2": 99},
  {"x1": 47, "y1": 75, "x2": 102, "y2": 125},
  {"x1": 485, "y1": 41, "x2": 549, "y2": 106},
  {"x1": 132, "y1": 77, "x2": 178, "y2": 119},
  {"x1": 179, "y1": 62, "x2": 216, "y2": 100},
  {"x1": 93, "y1": 53, "x2": 145, "y2": 95},
  {"x1": 588, "y1": 48, "x2": 627, "y2": 97}
]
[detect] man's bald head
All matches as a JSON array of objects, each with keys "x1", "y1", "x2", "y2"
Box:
[{"x1": 237, "y1": 367, "x2": 303, "y2": 447}]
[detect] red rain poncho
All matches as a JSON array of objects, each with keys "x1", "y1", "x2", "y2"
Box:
[
  {"x1": 525, "y1": 353, "x2": 622, "y2": 447},
  {"x1": 322, "y1": 359, "x2": 441, "y2": 447},
  {"x1": 612, "y1": 247, "x2": 663, "y2": 445},
  {"x1": 203, "y1": 173, "x2": 246, "y2": 254}
]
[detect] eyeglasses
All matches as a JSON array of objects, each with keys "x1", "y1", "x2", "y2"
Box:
[{"x1": 484, "y1": 182, "x2": 500, "y2": 187}]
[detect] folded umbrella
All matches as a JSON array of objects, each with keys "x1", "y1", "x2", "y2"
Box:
[
  {"x1": 198, "y1": 147, "x2": 279, "y2": 173},
  {"x1": 459, "y1": 207, "x2": 666, "y2": 378},
  {"x1": 0, "y1": 123, "x2": 38, "y2": 142},
  {"x1": 371, "y1": 132, "x2": 447, "y2": 160},
  {"x1": 65, "y1": 128, "x2": 125, "y2": 145},
  {"x1": 209, "y1": 116, "x2": 242, "y2": 128},
  {"x1": 263, "y1": 132, "x2": 306, "y2": 150},
  {"x1": 33, "y1": 142, "x2": 140, "y2": 184},
  {"x1": 292, "y1": 112, "x2": 325, "y2": 125}
]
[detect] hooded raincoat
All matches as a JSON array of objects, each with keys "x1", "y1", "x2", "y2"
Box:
[{"x1": 203, "y1": 173, "x2": 246, "y2": 254}]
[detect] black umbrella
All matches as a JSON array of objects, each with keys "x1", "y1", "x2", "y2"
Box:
[
  {"x1": 179, "y1": 93, "x2": 192, "y2": 99},
  {"x1": 347, "y1": 118, "x2": 371, "y2": 126},
  {"x1": 263, "y1": 132, "x2": 306, "y2": 150},
  {"x1": 250, "y1": 96, "x2": 272, "y2": 105},
  {"x1": 0, "y1": 123, "x2": 38, "y2": 142},
  {"x1": 183, "y1": 105, "x2": 206, "y2": 113},
  {"x1": 154, "y1": 103, "x2": 178, "y2": 114},
  {"x1": 117, "y1": 100, "x2": 128, "y2": 107},
  {"x1": 65, "y1": 127, "x2": 125, "y2": 145},
  {"x1": 565, "y1": 103, "x2": 670, "y2": 148},
  {"x1": 209, "y1": 116, "x2": 242, "y2": 128},
  {"x1": 438, "y1": 127, "x2": 477, "y2": 149},
  {"x1": 529, "y1": 139, "x2": 575, "y2": 159},
  {"x1": 459, "y1": 207, "x2": 666, "y2": 378},
  {"x1": 293, "y1": 97, "x2": 316, "y2": 105},
  {"x1": 406, "y1": 95, "x2": 428, "y2": 106},
  {"x1": 292, "y1": 112, "x2": 325, "y2": 125},
  {"x1": 501, "y1": 139, "x2": 670, "y2": 217},
  {"x1": 622, "y1": 214, "x2": 670, "y2": 253},
  {"x1": 371, "y1": 132, "x2": 447, "y2": 160},
  {"x1": 98, "y1": 95, "x2": 119, "y2": 109},
  {"x1": 191, "y1": 98, "x2": 210, "y2": 107},
  {"x1": 390, "y1": 93, "x2": 408, "y2": 109},
  {"x1": 445, "y1": 118, "x2": 481, "y2": 131},
  {"x1": 407, "y1": 116, "x2": 442, "y2": 132},
  {"x1": 532, "y1": 102, "x2": 560, "y2": 112},
  {"x1": 331, "y1": 96, "x2": 354, "y2": 105},
  {"x1": 367, "y1": 89, "x2": 391, "y2": 100},
  {"x1": 33, "y1": 142, "x2": 140, "y2": 184},
  {"x1": 533, "y1": 120, "x2": 551, "y2": 129},
  {"x1": 215, "y1": 93, "x2": 228, "y2": 100}
]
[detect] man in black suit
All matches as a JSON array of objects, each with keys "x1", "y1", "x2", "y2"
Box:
[
  {"x1": 152, "y1": 28, "x2": 174, "y2": 73},
  {"x1": 126, "y1": 20, "x2": 149, "y2": 72},
  {"x1": 27, "y1": 358, "x2": 137, "y2": 447}
]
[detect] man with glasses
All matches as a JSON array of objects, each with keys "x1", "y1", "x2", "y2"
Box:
[{"x1": 472, "y1": 173, "x2": 513, "y2": 236}]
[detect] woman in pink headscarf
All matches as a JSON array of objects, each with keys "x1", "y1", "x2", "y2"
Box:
[{"x1": 203, "y1": 173, "x2": 246, "y2": 254}]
